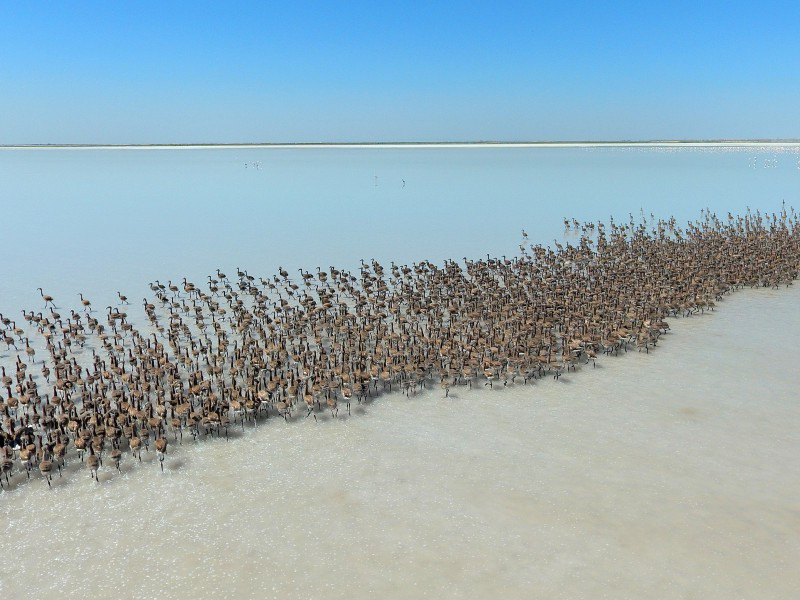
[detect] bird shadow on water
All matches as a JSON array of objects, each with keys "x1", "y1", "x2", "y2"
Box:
[
  {"x1": 0, "y1": 444, "x2": 193, "y2": 493},
  {"x1": 166, "y1": 457, "x2": 186, "y2": 470}
]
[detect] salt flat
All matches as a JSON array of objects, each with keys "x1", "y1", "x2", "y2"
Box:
[{"x1": 2, "y1": 140, "x2": 800, "y2": 150}]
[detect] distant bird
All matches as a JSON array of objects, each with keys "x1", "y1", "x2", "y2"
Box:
[{"x1": 37, "y1": 288, "x2": 54, "y2": 308}]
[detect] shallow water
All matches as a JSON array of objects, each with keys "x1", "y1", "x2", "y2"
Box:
[
  {"x1": 1, "y1": 284, "x2": 798, "y2": 599},
  {"x1": 1, "y1": 146, "x2": 798, "y2": 316},
  {"x1": 1, "y1": 147, "x2": 799, "y2": 597}
]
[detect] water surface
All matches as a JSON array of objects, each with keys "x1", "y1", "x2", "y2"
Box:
[
  {"x1": 0, "y1": 285, "x2": 798, "y2": 599},
  {"x1": 0, "y1": 147, "x2": 798, "y2": 598},
  {"x1": 0, "y1": 146, "x2": 798, "y2": 314}
]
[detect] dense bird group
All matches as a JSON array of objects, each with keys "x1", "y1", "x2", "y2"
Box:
[{"x1": 1, "y1": 208, "x2": 798, "y2": 489}]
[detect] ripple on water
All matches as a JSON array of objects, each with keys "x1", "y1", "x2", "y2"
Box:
[{"x1": 1, "y1": 286, "x2": 800, "y2": 599}]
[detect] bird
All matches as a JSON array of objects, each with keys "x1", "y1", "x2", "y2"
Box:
[
  {"x1": 78, "y1": 293, "x2": 92, "y2": 311},
  {"x1": 39, "y1": 448, "x2": 53, "y2": 488},
  {"x1": 37, "y1": 288, "x2": 54, "y2": 308},
  {"x1": 87, "y1": 447, "x2": 100, "y2": 482},
  {"x1": 155, "y1": 437, "x2": 167, "y2": 472}
]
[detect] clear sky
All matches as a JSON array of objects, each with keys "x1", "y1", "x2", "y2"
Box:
[{"x1": 1, "y1": 1, "x2": 798, "y2": 143}]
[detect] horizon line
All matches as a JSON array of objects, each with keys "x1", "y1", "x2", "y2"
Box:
[{"x1": 2, "y1": 139, "x2": 800, "y2": 150}]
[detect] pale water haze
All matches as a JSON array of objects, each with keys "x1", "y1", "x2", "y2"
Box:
[
  {"x1": 0, "y1": 146, "x2": 798, "y2": 314},
  {"x1": 0, "y1": 147, "x2": 799, "y2": 598}
]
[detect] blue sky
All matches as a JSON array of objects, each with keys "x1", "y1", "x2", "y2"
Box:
[{"x1": 1, "y1": 1, "x2": 798, "y2": 143}]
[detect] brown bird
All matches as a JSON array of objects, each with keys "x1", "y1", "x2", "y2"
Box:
[
  {"x1": 39, "y1": 449, "x2": 53, "y2": 488},
  {"x1": 155, "y1": 437, "x2": 167, "y2": 472},
  {"x1": 87, "y1": 447, "x2": 100, "y2": 482}
]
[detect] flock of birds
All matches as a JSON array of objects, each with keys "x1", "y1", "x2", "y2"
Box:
[{"x1": 1, "y1": 208, "x2": 798, "y2": 490}]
